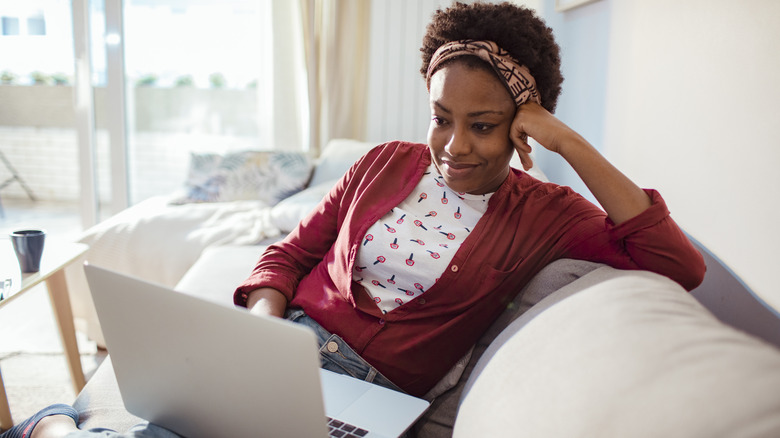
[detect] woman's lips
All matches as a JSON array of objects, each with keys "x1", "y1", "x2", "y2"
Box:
[{"x1": 441, "y1": 160, "x2": 478, "y2": 177}]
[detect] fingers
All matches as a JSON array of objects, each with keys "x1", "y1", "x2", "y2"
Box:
[
  {"x1": 512, "y1": 101, "x2": 561, "y2": 156},
  {"x1": 519, "y1": 151, "x2": 534, "y2": 171},
  {"x1": 511, "y1": 132, "x2": 534, "y2": 171}
]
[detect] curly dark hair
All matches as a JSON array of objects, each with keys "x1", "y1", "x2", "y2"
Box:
[{"x1": 420, "y1": 2, "x2": 563, "y2": 113}]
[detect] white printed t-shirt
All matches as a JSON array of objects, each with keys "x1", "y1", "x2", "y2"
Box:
[{"x1": 353, "y1": 164, "x2": 492, "y2": 314}]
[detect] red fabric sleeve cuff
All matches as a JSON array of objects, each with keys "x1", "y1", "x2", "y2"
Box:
[
  {"x1": 233, "y1": 274, "x2": 296, "y2": 307},
  {"x1": 608, "y1": 189, "x2": 670, "y2": 240}
]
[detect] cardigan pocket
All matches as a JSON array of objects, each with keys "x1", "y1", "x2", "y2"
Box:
[
  {"x1": 477, "y1": 256, "x2": 527, "y2": 299},
  {"x1": 443, "y1": 257, "x2": 526, "y2": 313}
]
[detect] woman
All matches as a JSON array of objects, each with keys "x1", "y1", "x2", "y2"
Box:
[
  {"x1": 1, "y1": 2, "x2": 704, "y2": 437},
  {"x1": 235, "y1": 1, "x2": 705, "y2": 399}
]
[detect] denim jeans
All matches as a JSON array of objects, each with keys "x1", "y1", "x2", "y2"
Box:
[
  {"x1": 67, "y1": 309, "x2": 403, "y2": 437},
  {"x1": 285, "y1": 308, "x2": 404, "y2": 393}
]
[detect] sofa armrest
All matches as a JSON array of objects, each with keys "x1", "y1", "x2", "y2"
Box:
[
  {"x1": 454, "y1": 267, "x2": 780, "y2": 437},
  {"x1": 413, "y1": 259, "x2": 604, "y2": 438}
]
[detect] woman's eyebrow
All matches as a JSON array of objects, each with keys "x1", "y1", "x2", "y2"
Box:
[
  {"x1": 433, "y1": 101, "x2": 506, "y2": 117},
  {"x1": 432, "y1": 101, "x2": 451, "y2": 113},
  {"x1": 467, "y1": 109, "x2": 506, "y2": 117}
]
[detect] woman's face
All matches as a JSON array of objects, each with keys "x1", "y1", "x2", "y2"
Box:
[{"x1": 427, "y1": 61, "x2": 516, "y2": 195}]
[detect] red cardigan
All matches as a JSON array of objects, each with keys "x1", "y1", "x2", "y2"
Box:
[{"x1": 235, "y1": 141, "x2": 705, "y2": 396}]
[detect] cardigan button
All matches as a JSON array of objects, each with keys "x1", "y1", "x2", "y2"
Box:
[
  {"x1": 451, "y1": 264, "x2": 459, "y2": 272},
  {"x1": 418, "y1": 298, "x2": 426, "y2": 305},
  {"x1": 378, "y1": 318, "x2": 386, "y2": 325}
]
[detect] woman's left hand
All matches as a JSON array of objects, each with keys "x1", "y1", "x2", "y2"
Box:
[
  {"x1": 509, "y1": 101, "x2": 652, "y2": 224},
  {"x1": 509, "y1": 101, "x2": 583, "y2": 170}
]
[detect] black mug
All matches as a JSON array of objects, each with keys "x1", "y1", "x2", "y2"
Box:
[{"x1": 10, "y1": 229, "x2": 46, "y2": 273}]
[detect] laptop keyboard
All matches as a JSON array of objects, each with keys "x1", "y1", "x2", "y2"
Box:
[{"x1": 327, "y1": 417, "x2": 369, "y2": 437}]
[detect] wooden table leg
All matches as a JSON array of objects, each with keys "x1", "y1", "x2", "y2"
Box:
[
  {"x1": 0, "y1": 367, "x2": 13, "y2": 430},
  {"x1": 46, "y1": 270, "x2": 86, "y2": 393}
]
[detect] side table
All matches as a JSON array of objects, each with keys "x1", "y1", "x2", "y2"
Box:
[{"x1": 0, "y1": 241, "x2": 89, "y2": 430}]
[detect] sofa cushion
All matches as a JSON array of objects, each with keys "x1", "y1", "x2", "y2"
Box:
[
  {"x1": 270, "y1": 179, "x2": 338, "y2": 233},
  {"x1": 454, "y1": 267, "x2": 780, "y2": 438},
  {"x1": 73, "y1": 357, "x2": 143, "y2": 432},
  {"x1": 173, "y1": 150, "x2": 313, "y2": 206},
  {"x1": 174, "y1": 244, "x2": 271, "y2": 304},
  {"x1": 308, "y1": 139, "x2": 375, "y2": 187}
]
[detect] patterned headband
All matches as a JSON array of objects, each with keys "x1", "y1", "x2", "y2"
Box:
[{"x1": 426, "y1": 40, "x2": 541, "y2": 107}]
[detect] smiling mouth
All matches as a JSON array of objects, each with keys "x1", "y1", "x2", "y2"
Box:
[
  {"x1": 440, "y1": 160, "x2": 478, "y2": 179},
  {"x1": 442, "y1": 160, "x2": 477, "y2": 170}
]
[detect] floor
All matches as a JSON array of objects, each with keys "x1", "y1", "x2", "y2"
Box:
[{"x1": 0, "y1": 197, "x2": 107, "y2": 426}]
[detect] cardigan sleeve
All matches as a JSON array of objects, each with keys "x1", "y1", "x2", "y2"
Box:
[
  {"x1": 233, "y1": 147, "x2": 377, "y2": 307},
  {"x1": 560, "y1": 189, "x2": 705, "y2": 291}
]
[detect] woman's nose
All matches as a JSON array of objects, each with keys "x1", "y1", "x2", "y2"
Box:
[{"x1": 445, "y1": 128, "x2": 471, "y2": 156}]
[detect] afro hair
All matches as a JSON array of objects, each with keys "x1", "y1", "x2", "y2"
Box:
[{"x1": 420, "y1": 2, "x2": 563, "y2": 113}]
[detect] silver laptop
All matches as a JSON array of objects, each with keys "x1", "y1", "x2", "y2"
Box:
[{"x1": 84, "y1": 263, "x2": 429, "y2": 438}]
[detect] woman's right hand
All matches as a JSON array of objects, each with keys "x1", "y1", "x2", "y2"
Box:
[{"x1": 246, "y1": 287, "x2": 288, "y2": 318}]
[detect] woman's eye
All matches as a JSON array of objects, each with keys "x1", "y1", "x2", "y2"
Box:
[
  {"x1": 473, "y1": 123, "x2": 494, "y2": 132},
  {"x1": 432, "y1": 116, "x2": 447, "y2": 126}
]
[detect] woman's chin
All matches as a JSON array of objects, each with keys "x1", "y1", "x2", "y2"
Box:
[{"x1": 441, "y1": 179, "x2": 473, "y2": 195}]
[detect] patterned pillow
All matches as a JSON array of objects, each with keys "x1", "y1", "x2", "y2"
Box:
[{"x1": 173, "y1": 150, "x2": 313, "y2": 206}]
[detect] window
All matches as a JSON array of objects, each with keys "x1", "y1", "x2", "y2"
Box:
[
  {"x1": 1, "y1": 0, "x2": 308, "y2": 227},
  {"x1": 1, "y1": 16, "x2": 20, "y2": 35},
  {"x1": 0, "y1": 11, "x2": 46, "y2": 36},
  {"x1": 27, "y1": 14, "x2": 46, "y2": 36}
]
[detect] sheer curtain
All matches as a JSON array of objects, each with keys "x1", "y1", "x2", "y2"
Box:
[
  {"x1": 299, "y1": 0, "x2": 371, "y2": 154},
  {"x1": 265, "y1": 0, "x2": 309, "y2": 152}
]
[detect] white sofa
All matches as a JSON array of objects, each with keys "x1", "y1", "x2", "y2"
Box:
[{"x1": 68, "y1": 139, "x2": 780, "y2": 437}]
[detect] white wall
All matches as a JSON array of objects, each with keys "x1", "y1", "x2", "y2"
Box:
[
  {"x1": 532, "y1": 0, "x2": 611, "y2": 205},
  {"x1": 542, "y1": 0, "x2": 780, "y2": 310}
]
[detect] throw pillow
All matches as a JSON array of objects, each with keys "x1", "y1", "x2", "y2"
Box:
[{"x1": 173, "y1": 151, "x2": 313, "y2": 206}]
